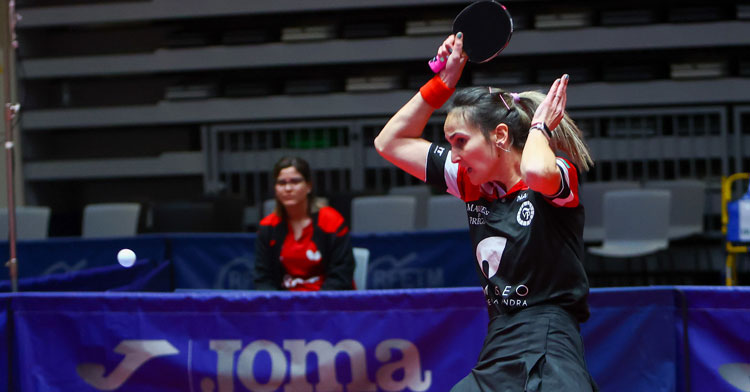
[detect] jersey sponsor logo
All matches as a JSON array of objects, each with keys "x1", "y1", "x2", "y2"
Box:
[
  {"x1": 516, "y1": 192, "x2": 528, "y2": 202},
  {"x1": 306, "y1": 249, "x2": 322, "y2": 262},
  {"x1": 497, "y1": 284, "x2": 530, "y2": 308},
  {"x1": 467, "y1": 203, "x2": 490, "y2": 225},
  {"x1": 484, "y1": 284, "x2": 530, "y2": 309},
  {"x1": 516, "y1": 201, "x2": 534, "y2": 226},
  {"x1": 466, "y1": 203, "x2": 490, "y2": 215},
  {"x1": 433, "y1": 145, "x2": 446, "y2": 156},
  {"x1": 475, "y1": 236, "x2": 508, "y2": 279},
  {"x1": 283, "y1": 274, "x2": 321, "y2": 289}
]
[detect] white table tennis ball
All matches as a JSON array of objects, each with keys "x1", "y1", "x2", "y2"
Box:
[{"x1": 117, "y1": 248, "x2": 136, "y2": 268}]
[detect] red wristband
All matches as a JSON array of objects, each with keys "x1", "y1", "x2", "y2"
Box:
[{"x1": 419, "y1": 75, "x2": 455, "y2": 109}]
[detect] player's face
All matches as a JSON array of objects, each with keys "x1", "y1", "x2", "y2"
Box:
[
  {"x1": 444, "y1": 111, "x2": 497, "y2": 185},
  {"x1": 275, "y1": 166, "x2": 311, "y2": 209}
]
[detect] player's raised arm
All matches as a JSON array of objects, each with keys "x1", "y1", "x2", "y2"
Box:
[
  {"x1": 374, "y1": 33, "x2": 467, "y2": 181},
  {"x1": 520, "y1": 76, "x2": 569, "y2": 195}
]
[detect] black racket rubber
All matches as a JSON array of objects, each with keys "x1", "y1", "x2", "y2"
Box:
[{"x1": 453, "y1": 1, "x2": 514, "y2": 63}]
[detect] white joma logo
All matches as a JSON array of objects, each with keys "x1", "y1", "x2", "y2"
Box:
[
  {"x1": 75, "y1": 338, "x2": 432, "y2": 391},
  {"x1": 76, "y1": 340, "x2": 179, "y2": 391}
]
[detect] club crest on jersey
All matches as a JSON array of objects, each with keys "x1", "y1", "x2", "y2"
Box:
[{"x1": 516, "y1": 201, "x2": 534, "y2": 226}]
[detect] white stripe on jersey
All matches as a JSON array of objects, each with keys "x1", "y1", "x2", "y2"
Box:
[
  {"x1": 549, "y1": 157, "x2": 575, "y2": 206},
  {"x1": 443, "y1": 150, "x2": 461, "y2": 198}
]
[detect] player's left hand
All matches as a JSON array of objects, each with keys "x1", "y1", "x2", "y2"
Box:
[{"x1": 532, "y1": 74, "x2": 569, "y2": 131}]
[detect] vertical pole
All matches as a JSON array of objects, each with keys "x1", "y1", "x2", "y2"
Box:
[{"x1": 2, "y1": 0, "x2": 19, "y2": 292}]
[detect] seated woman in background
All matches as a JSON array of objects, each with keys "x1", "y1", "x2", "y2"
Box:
[{"x1": 255, "y1": 156, "x2": 355, "y2": 291}]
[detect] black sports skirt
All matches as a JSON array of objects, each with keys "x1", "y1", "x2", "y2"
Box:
[{"x1": 451, "y1": 305, "x2": 598, "y2": 392}]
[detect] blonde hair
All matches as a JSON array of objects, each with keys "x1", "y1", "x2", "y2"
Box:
[
  {"x1": 515, "y1": 91, "x2": 593, "y2": 171},
  {"x1": 448, "y1": 87, "x2": 594, "y2": 171}
]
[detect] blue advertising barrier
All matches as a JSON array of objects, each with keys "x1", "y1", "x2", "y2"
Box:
[
  {"x1": 10, "y1": 288, "x2": 488, "y2": 392},
  {"x1": 0, "y1": 258, "x2": 172, "y2": 292},
  {"x1": 1, "y1": 231, "x2": 478, "y2": 291},
  {"x1": 680, "y1": 286, "x2": 750, "y2": 392},
  {"x1": 0, "y1": 236, "x2": 167, "y2": 282},
  {"x1": 4, "y1": 287, "x2": 750, "y2": 391},
  {"x1": 167, "y1": 230, "x2": 477, "y2": 290},
  {"x1": 1, "y1": 295, "x2": 8, "y2": 391},
  {"x1": 582, "y1": 287, "x2": 680, "y2": 392},
  {"x1": 353, "y1": 229, "x2": 476, "y2": 289},
  {"x1": 169, "y1": 234, "x2": 255, "y2": 290}
]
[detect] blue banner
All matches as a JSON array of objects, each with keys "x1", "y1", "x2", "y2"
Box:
[
  {"x1": 6, "y1": 287, "x2": 750, "y2": 391},
  {"x1": 168, "y1": 230, "x2": 478, "y2": 290},
  {"x1": 1, "y1": 231, "x2": 479, "y2": 290},
  {"x1": 353, "y1": 229, "x2": 477, "y2": 289},
  {"x1": 681, "y1": 286, "x2": 750, "y2": 392},
  {"x1": 582, "y1": 287, "x2": 679, "y2": 392},
  {"x1": 0, "y1": 259, "x2": 172, "y2": 292},
  {"x1": 1, "y1": 294, "x2": 8, "y2": 391},
  {"x1": 0, "y1": 236, "x2": 167, "y2": 281},
  {"x1": 169, "y1": 234, "x2": 255, "y2": 290},
  {"x1": 11, "y1": 289, "x2": 488, "y2": 392}
]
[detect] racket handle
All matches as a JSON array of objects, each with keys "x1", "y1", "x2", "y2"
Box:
[{"x1": 428, "y1": 56, "x2": 446, "y2": 73}]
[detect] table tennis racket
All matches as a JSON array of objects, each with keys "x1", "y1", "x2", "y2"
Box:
[{"x1": 428, "y1": 1, "x2": 514, "y2": 73}]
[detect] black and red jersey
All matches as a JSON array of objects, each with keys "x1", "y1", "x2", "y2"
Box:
[
  {"x1": 255, "y1": 206, "x2": 355, "y2": 291},
  {"x1": 425, "y1": 143, "x2": 591, "y2": 322}
]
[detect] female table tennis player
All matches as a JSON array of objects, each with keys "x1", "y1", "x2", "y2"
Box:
[{"x1": 375, "y1": 32, "x2": 598, "y2": 391}]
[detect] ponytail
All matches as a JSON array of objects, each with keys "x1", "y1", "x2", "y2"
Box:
[
  {"x1": 516, "y1": 91, "x2": 593, "y2": 171},
  {"x1": 449, "y1": 87, "x2": 593, "y2": 171}
]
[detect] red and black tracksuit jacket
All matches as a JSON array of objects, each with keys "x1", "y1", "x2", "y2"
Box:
[{"x1": 254, "y1": 206, "x2": 355, "y2": 290}]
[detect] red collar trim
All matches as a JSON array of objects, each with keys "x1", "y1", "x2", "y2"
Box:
[
  {"x1": 504, "y1": 180, "x2": 529, "y2": 197},
  {"x1": 478, "y1": 179, "x2": 528, "y2": 200}
]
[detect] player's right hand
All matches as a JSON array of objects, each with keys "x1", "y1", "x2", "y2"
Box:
[{"x1": 438, "y1": 33, "x2": 467, "y2": 89}]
